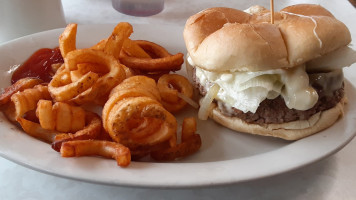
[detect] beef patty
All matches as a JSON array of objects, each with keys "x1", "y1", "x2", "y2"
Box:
[{"x1": 193, "y1": 70, "x2": 344, "y2": 125}]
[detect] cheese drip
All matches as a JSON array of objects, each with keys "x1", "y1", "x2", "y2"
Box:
[
  {"x1": 281, "y1": 66, "x2": 318, "y2": 110},
  {"x1": 194, "y1": 62, "x2": 319, "y2": 113}
]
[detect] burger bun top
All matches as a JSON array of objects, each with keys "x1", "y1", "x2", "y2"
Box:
[{"x1": 183, "y1": 4, "x2": 351, "y2": 72}]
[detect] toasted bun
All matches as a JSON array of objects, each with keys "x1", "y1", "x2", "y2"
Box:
[
  {"x1": 183, "y1": 4, "x2": 351, "y2": 72},
  {"x1": 209, "y1": 98, "x2": 346, "y2": 140}
]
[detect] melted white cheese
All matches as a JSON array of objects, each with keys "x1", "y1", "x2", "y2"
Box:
[
  {"x1": 194, "y1": 63, "x2": 318, "y2": 113},
  {"x1": 280, "y1": 66, "x2": 318, "y2": 110}
]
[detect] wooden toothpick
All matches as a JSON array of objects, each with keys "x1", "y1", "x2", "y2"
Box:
[{"x1": 270, "y1": 0, "x2": 275, "y2": 24}]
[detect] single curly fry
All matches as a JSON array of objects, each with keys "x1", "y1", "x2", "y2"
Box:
[
  {"x1": 36, "y1": 100, "x2": 56, "y2": 130},
  {"x1": 120, "y1": 53, "x2": 184, "y2": 72},
  {"x1": 10, "y1": 84, "x2": 51, "y2": 120},
  {"x1": 59, "y1": 23, "x2": 77, "y2": 58},
  {"x1": 102, "y1": 76, "x2": 161, "y2": 131},
  {"x1": 157, "y1": 74, "x2": 195, "y2": 113},
  {"x1": 119, "y1": 40, "x2": 183, "y2": 72},
  {"x1": 104, "y1": 22, "x2": 133, "y2": 59},
  {"x1": 107, "y1": 97, "x2": 177, "y2": 149},
  {"x1": 0, "y1": 78, "x2": 43, "y2": 106},
  {"x1": 36, "y1": 101, "x2": 86, "y2": 133},
  {"x1": 103, "y1": 76, "x2": 177, "y2": 155},
  {"x1": 60, "y1": 140, "x2": 131, "y2": 167}
]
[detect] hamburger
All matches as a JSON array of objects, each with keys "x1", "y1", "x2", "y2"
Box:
[{"x1": 183, "y1": 4, "x2": 356, "y2": 140}]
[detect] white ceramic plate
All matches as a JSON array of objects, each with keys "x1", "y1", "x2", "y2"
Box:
[{"x1": 0, "y1": 24, "x2": 356, "y2": 188}]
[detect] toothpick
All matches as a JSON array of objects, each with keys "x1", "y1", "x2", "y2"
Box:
[{"x1": 270, "y1": 0, "x2": 275, "y2": 24}]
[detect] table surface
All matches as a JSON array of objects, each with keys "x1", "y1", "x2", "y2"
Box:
[{"x1": 1, "y1": 0, "x2": 356, "y2": 199}]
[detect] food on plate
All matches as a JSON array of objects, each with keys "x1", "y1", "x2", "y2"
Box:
[
  {"x1": 11, "y1": 48, "x2": 63, "y2": 84},
  {"x1": 60, "y1": 140, "x2": 131, "y2": 167},
  {"x1": 103, "y1": 76, "x2": 178, "y2": 158},
  {"x1": 5, "y1": 84, "x2": 51, "y2": 122},
  {"x1": 17, "y1": 117, "x2": 57, "y2": 143},
  {"x1": 90, "y1": 29, "x2": 184, "y2": 81},
  {"x1": 36, "y1": 100, "x2": 86, "y2": 132},
  {"x1": 150, "y1": 117, "x2": 201, "y2": 161},
  {"x1": 181, "y1": 117, "x2": 197, "y2": 142},
  {"x1": 59, "y1": 23, "x2": 77, "y2": 58},
  {"x1": 104, "y1": 22, "x2": 133, "y2": 59},
  {"x1": 49, "y1": 23, "x2": 127, "y2": 105},
  {"x1": 1, "y1": 81, "x2": 102, "y2": 145},
  {"x1": 122, "y1": 39, "x2": 152, "y2": 58},
  {"x1": 157, "y1": 74, "x2": 197, "y2": 113},
  {"x1": 120, "y1": 40, "x2": 184, "y2": 72},
  {"x1": 0, "y1": 22, "x2": 198, "y2": 166},
  {"x1": 0, "y1": 77, "x2": 43, "y2": 106},
  {"x1": 48, "y1": 63, "x2": 99, "y2": 103},
  {"x1": 184, "y1": 4, "x2": 356, "y2": 140},
  {"x1": 51, "y1": 111, "x2": 102, "y2": 151},
  {"x1": 50, "y1": 49, "x2": 126, "y2": 105}
]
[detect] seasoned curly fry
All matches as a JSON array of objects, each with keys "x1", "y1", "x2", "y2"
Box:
[
  {"x1": 76, "y1": 63, "x2": 109, "y2": 76},
  {"x1": 120, "y1": 53, "x2": 184, "y2": 72},
  {"x1": 91, "y1": 36, "x2": 151, "y2": 59},
  {"x1": 0, "y1": 78, "x2": 43, "y2": 106},
  {"x1": 36, "y1": 100, "x2": 86, "y2": 132},
  {"x1": 49, "y1": 65, "x2": 99, "y2": 102},
  {"x1": 108, "y1": 97, "x2": 177, "y2": 147},
  {"x1": 14, "y1": 99, "x2": 99, "y2": 147},
  {"x1": 103, "y1": 76, "x2": 161, "y2": 130},
  {"x1": 60, "y1": 140, "x2": 131, "y2": 167},
  {"x1": 132, "y1": 40, "x2": 171, "y2": 58},
  {"x1": 59, "y1": 23, "x2": 77, "y2": 58},
  {"x1": 103, "y1": 76, "x2": 177, "y2": 155},
  {"x1": 48, "y1": 49, "x2": 126, "y2": 104},
  {"x1": 150, "y1": 134, "x2": 201, "y2": 161},
  {"x1": 52, "y1": 112, "x2": 102, "y2": 151},
  {"x1": 151, "y1": 118, "x2": 201, "y2": 161},
  {"x1": 120, "y1": 40, "x2": 183, "y2": 72},
  {"x1": 51, "y1": 22, "x2": 129, "y2": 105},
  {"x1": 157, "y1": 74, "x2": 195, "y2": 113},
  {"x1": 36, "y1": 100, "x2": 55, "y2": 130},
  {"x1": 104, "y1": 22, "x2": 133, "y2": 59},
  {"x1": 10, "y1": 84, "x2": 51, "y2": 120},
  {"x1": 122, "y1": 39, "x2": 151, "y2": 58}
]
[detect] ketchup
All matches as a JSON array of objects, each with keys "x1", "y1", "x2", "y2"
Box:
[{"x1": 11, "y1": 47, "x2": 64, "y2": 84}]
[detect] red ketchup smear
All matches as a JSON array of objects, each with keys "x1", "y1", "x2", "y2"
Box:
[{"x1": 11, "y1": 47, "x2": 64, "y2": 84}]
